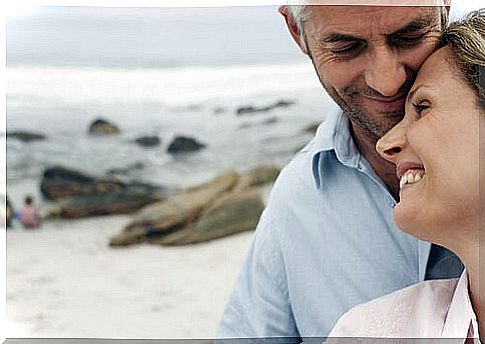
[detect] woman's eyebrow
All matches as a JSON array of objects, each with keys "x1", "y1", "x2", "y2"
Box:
[
  {"x1": 406, "y1": 86, "x2": 421, "y2": 103},
  {"x1": 407, "y1": 85, "x2": 434, "y2": 103}
]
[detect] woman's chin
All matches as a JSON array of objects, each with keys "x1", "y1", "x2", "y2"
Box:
[{"x1": 393, "y1": 203, "x2": 432, "y2": 242}]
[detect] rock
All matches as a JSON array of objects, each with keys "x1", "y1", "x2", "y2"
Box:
[
  {"x1": 134, "y1": 136, "x2": 161, "y2": 147},
  {"x1": 236, "y1": 106, "x2": 260, "y2": 115},
  {"x1": 109, "y1": 165, "x2": 281, "y2": 247},
  {"x1": 109, "y1": 170, "x2": 239, "y2": 246},
  {"x1": 167, "y1": 136, "x2": 206, "y2": 154},
  {"x1": 40, "y1": 166, "x2": 124, "y2": 200},
  {"x1": 262, "y1": 117, "x2": 278, "y2": 125},
  {"x1": 88, "y1": 118, "x2": 120, "y2": 135},
  {"x1": 273, "y1": 100, "x2": 294, "y2": 108},
  {"x1": 53, "y1": 183, "x2": 164, "y2": 218},
  {"x1": 41, "y1": 165, "x2": 164, "y2": 218},
  {"x1": 239, "y1": 117, "x2": 279, "y2": 129},
  {"x1": 154, "y1": 188, "x2": 265, "y2": 245},
  {"x1": 7, "y1": 130, "x2": 46, "y2": 142},
  {"x1": 236, "y1": 99, "x2": 295, "y2": 115},
  {"x1": 235, "y1": 165, "x2": 280, "y2": 191},
  {"x1": 213, "y1": 107, "x2": 227, "y2": 115},
  {"x1": 107, "y1": 162, "x2": 145, "y2": 178},
  {"x1": 302, "y1": 123, "x2": 320, "y2": 135}
]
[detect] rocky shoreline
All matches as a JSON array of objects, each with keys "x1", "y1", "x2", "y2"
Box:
[{"x1": 7, "y1": 113, "x2": 318, "y2": 247}]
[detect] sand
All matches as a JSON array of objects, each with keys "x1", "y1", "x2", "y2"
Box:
[{"x1": 6, "y1": 215, "x2": 253, "y2": 338}]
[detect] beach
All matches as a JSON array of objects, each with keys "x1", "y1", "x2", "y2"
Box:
[
  {"x1": 5, "y1": 60, "x2": 334, "y2": 338},
  {"x1": 6, "y1": 214, "x2": 254, "y2": 338}
]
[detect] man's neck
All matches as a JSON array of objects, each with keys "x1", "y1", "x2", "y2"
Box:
[{"x1": 350, "y1": 121, "x2": 400, "y2": 200}]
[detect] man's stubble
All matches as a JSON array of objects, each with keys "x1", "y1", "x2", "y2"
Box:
[{"x1": 302, "y1": 35, "x2": 413, "y2": 142}]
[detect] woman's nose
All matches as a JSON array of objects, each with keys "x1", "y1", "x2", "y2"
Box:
[{"x1": 376, "y1": 122, "x2": 406, "y2": 164}]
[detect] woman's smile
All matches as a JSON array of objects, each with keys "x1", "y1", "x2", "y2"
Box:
[{"x1": 399, "y1": 168, "x2": 426, "y2": 190}]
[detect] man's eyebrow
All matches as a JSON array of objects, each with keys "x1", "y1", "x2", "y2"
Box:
[
  {"x1": 319, "y1": 32, "x2": 362, "y2": 44},
  {"x1": 390, "y1": 17, "x2": 437, "y2": 36}
]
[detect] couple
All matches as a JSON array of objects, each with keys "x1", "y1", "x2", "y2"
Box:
[
  {"x1": 328, "y1": 9, "x2": 485, "y2": 340},
  {"x1": 218, "y1": 2, "x2": 484, "y2": 343}
]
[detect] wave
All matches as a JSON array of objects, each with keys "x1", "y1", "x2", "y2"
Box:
[{"x1": 7, "y1": 62, "x2": 320, "y2": 107}]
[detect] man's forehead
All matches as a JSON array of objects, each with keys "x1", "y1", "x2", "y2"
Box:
[
  {"x1": 287, "y1": 0, "x2": 446, "y2": 5},
  {"x1": 305, "y1": 5, "x2": 441, "y2": 36}
]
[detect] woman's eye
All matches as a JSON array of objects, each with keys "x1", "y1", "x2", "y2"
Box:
[{"x1": 412, "y1": 102, "x2": 430, "y2": 115}]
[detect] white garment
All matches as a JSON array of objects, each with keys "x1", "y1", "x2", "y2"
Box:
[{"x1": 327, "y1": 272, "x2": 479, "y2": 343}]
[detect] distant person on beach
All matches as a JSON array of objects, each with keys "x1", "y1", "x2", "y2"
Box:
[
  {"x1": 19, "y1": 196, "x2": 41, "y2": 229},
  {"x1": 218, "y1": 0, "x2": 465, "y2": 339}
]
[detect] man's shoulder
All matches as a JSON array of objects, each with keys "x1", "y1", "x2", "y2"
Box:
[{"x1": 269, "y1": 139, "x2": 320, "y2": 201}]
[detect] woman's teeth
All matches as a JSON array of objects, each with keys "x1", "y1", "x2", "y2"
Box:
[{"x1": 399, "y1": 169, "x2": 425, "y2": 189}]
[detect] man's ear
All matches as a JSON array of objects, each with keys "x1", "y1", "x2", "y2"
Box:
[
  {"x1": 444, "y1": 0, "x2": 451, "y2": 16},
  {"x1": 278, "y1": 6, "x2": 308, "y2": 55},
  {"x1": 440, "y1": 0, "x2": 451, "y2": 27}
]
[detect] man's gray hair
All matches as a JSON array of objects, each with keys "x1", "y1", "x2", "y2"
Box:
[
  {"x1": 285, "y1": 0, "x2": 450, "y2": 36},
  {"x1": 285, "y1": 1, "x2": 311, "y2": 36}
]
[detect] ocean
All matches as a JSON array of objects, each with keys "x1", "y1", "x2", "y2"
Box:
[{"x1": 6, "y1": 6, "x2": 337, "y2": 207}]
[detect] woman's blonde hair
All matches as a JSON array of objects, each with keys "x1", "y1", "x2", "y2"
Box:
[{"x1": 438, "y1": 9, "x2": 485, "y2": 106}]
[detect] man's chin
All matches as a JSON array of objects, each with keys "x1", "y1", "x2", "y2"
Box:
[{"x1": 345, "y1": 109, "x2": 403, "y2": 140}]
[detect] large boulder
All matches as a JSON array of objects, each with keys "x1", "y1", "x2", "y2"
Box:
[
  {"x1": 7, "y1": 130, "x2": 46, "y2": 142},
  {"x1": 302, "y1": 123, "x2": 320, "y2": 135},
  {"x1": 109, "y1": 165, "x2": 281, "y2": 247},
  {"x1": 88, "y1": 118, "x2": 120, "y2": 135},
  {"x1": 154, "y1": 188, "x2": 264, "y2": 245},
  {"x1": 134, "y1": 136, "x2": 161, "y2": 147},
  {"x1": 40, "y1": 166, "x2": 124, "y2": 200},
  {"x1": 167, "y1": 136, "x2": 206, "y2": 154},
  {"x1": 40, "y1": 166, "x2": 164, "y2": 218},
  {"x1": 235, "y1": 165, "x2": 280, "y2": 191},
  {"x1": 106, "y1": 162, "x2": 144, "y2": 179},
  {"x1": 109, "y1": 170, "x2": 239, "y2": 246},
  {"x1": 49, "y1": 183, "x2": 164, "y2": 218}
]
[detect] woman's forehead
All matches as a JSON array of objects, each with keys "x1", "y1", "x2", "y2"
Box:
[{"x1": 414, "y1": 47, "x2": 453, "y2": 86}]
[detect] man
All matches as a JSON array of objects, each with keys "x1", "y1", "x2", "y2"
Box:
[{"x1": 217, "y1": 1, "x2": 463, "y2": 339}]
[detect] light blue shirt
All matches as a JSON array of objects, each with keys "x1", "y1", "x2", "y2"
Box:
[{"x1": 217, "y1": 111, "x2": 432, "y2": 339}]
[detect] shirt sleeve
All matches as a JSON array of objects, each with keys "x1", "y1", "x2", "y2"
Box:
[{"x1": 216, "y1": 209, "x2": 300, "y2": 340}]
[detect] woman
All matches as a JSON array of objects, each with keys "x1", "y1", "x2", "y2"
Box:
[{"x1": 328, "y1": 10, "x2": 484, "y2": 342}]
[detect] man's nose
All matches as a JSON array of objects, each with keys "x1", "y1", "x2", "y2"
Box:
[
  {"x1": 376, "y1": 121, "x2": 406, "y2": 164},
  {"x1": 365, "y1": 48, "x2": 407, "y2": 97}
]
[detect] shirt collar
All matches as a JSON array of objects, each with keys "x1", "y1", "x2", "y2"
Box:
[
  {"x1": 309, "y1": 111, "x2": 361, "y2": 189},
  {"x1": 441, "y1": 270, "x2": 479, "y2": 340}
]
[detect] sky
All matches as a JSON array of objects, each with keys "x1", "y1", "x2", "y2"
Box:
[
  {"x1": 5, "y1": 0, "x2": 484, "y2": 69},
  {"x1": 6, "y1": 6, "x2": 304, "y2": 68},
  {"x1": 3, "y1": 0, "x2": 484, "y2": 17}
]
